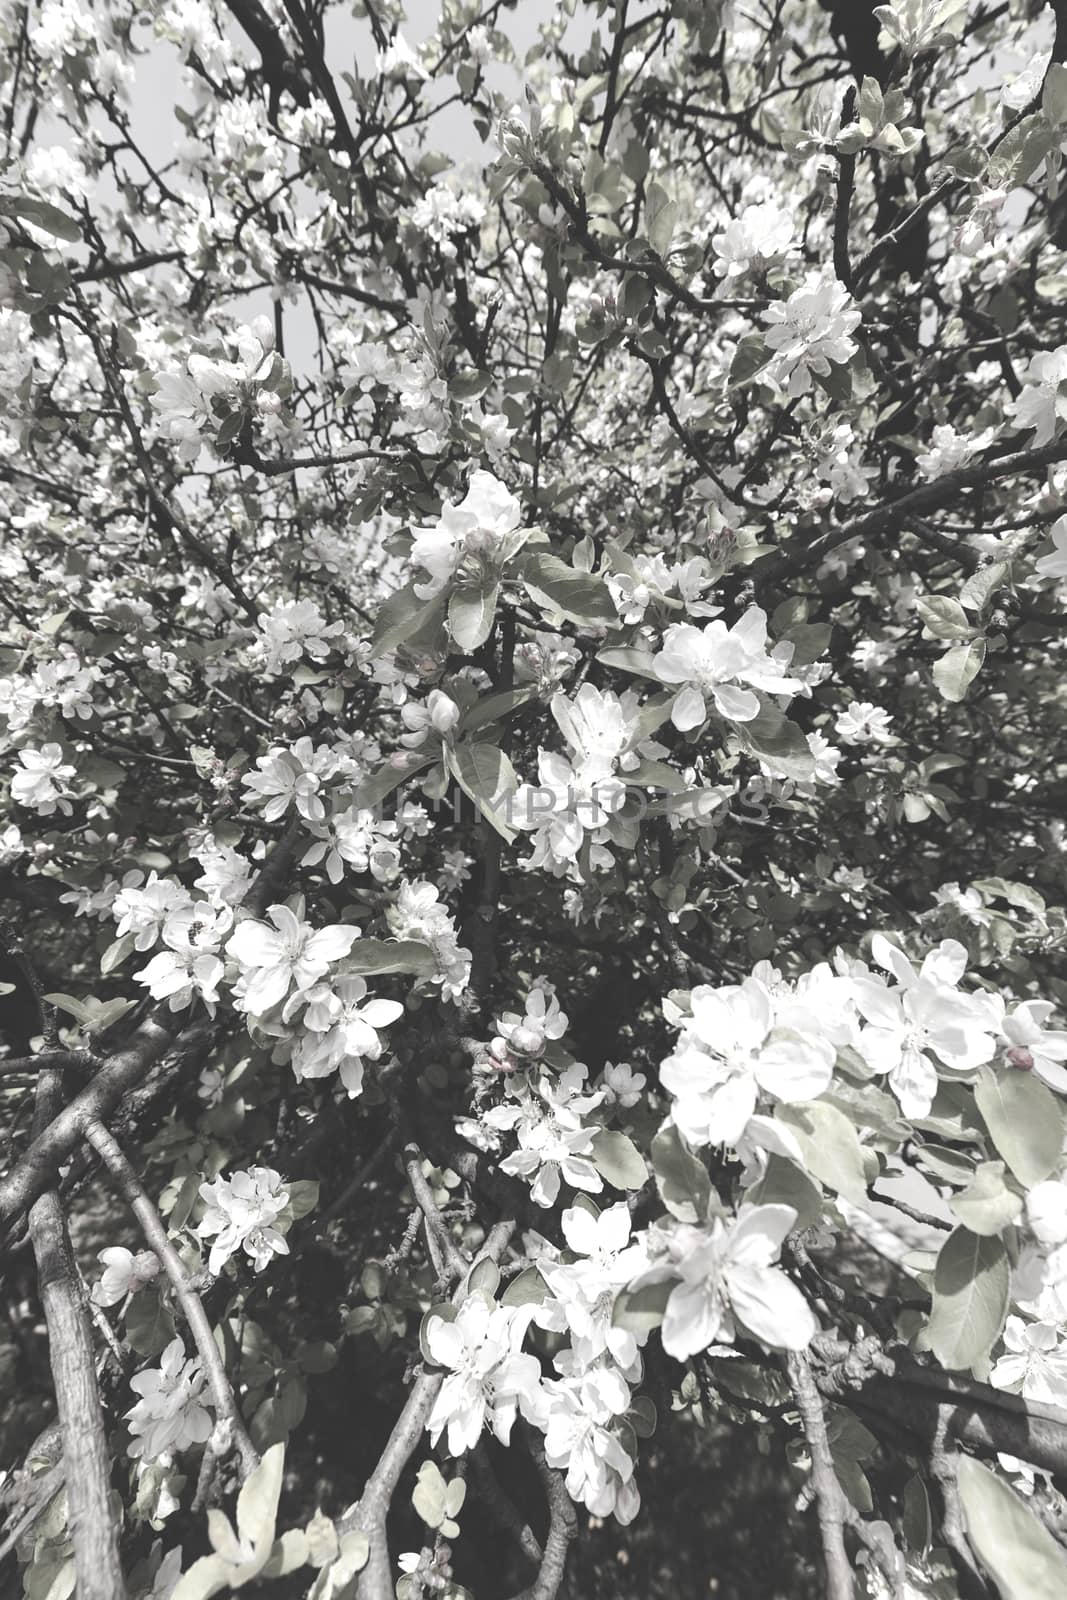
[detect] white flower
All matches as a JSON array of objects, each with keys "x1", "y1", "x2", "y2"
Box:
[
  {"x1": 1008, "y1": 346, "x2": 1067, "y2": 448},
  {"x1": 197, "y1": 1166, "x2": 290, "y2": 1275},
  {"x1": 135, "y1": 902, "x2": 230, "y2": 1013},
  {"x1": 255, "y1": 600, "x2": 343, "y2": 676},
  {"x1": 93, "y1": 1246, "x2": 161, "y2": 1307},
  {"x1": 493, "y1": 982, "x2": 568, "y2": 1061},
  {"x1": 661, "y1": 977, "x2": 834, "y2": 1148},
  {"x1": 11, "y1": 743, "x2": 76, "y2": 816},
  {"x1": 425, "y1": 1298, "x2": 546, "y2": 1455},
  {"x1": 915, "y1": 423, "x2": 991, "y2": 480},
  {"x1": 542, "y1": 1373, "x2": 640, "y2": 1525},
  {"x1": 400, "y1": 688, "x2": 461, "y2": 746},
  {"x1": 990, "y1": 1316, "x2": 1067, "y2": 1408},
  {"x1": 1035, "y1": 516, "x2": 1067, "y2": 582},
  {"x1": 226, "y1": 905, "x2": 359, "y2": 1016},
  {"x1": 986, "y1": 998, "x2": 1067, "y2": 1095},
  {"x1": 114, "y1": 874, "x2": 193, "y2": 952},
  {"x1": 193, "y1": 836, "x2": 254, "y2": 907},
  {"x1": 712, "y1": 201, "x2": 794, "y2": 279},
  {"x1": 761, "y1": 270, "x2": 862, "y2": 397},
  {"x1": 385, "y1": 879, "x2": 471, "y2": 1000},
  {"x1": 835, "y1": 702, "x2": 894, "y2": 745},
  {"x1": 290, "y1": 975, "x2": 404, "y2": 1097},
  {"x1": 599, "y1": 1061, "x2": 646, "y2": 1108},
  {"x1": 242, "y1": 738, "x2": 338, "y2": 824},
  {"x1": 410, "y1": 471, "x2": 523, "y2": 599},
  {"x1": 1026, "y1": 1181, "x2": 1067, "y2": 1250},
  {"x1": 540, "y1": 1204, "x2": 645, "y2": 1370},
  {"x1": 637, "y1": 1205, "x2": 817, "y2": 1361},
  {"x1": 125, "y1": 1338, "x2": 214, "y2": 1461},
  {"x1": 489, "y1": 1064, "x2": 605, "y2": 1207},
  {"x1": 376, "y1": 30, "x2": 428, "y2": 78},
  {"x1": 852, "y1": 935, "x2": 995, "y2": 1118},
  {"x1": 652, "y1": 609, "x2": 804, "y2": 730}
]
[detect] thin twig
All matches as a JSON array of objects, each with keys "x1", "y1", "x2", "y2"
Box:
[{"x1": 787, "y1": 1350, "x2": 853, "y2": 1600}]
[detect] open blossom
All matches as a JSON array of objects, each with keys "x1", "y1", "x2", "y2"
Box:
[
  {"x1": 1008, "y1": 346, "x2": 1067, "y2": 447},
  {"x1": 990, "y1": 1316, "x2": 1067, "y2": 1408},
  {"x1": 915, "y1": 422, "x2": 992, "y2": 480},
  {"x1": 226, "y1": 904, "x2": 359, "y2": 1015},
  {"x1": 242, "y1": 738, "x2": 339, "y2": 823},
  {"x1": 254, "y1": 599, "x2": 344, "y2": 676},
  {"x1": 1035, "y1": 515, "x2": 1067, "y2": 582},
  {"x1": 851, "y1": 935, "x2": 994, "y2": 1118},
  {"x1": 114, "y1": 873, "x2": 193, "y2": 951},
  {"x1": 290, "y1": 974, "x2": 404, "y2": 1097},
  {"x1": 632, "y1": 1205, "x2": 817, "y2": 1361},
  {"x1": 93, "y1": 1246, "x2": 161, "y2": 1307},
  {"x1": 302, "y1": 805, "x2": 401, "y2": 886},
  {"x1": 712, "y1": 200, "x2": 794, "y2": 279},
  {"x1": 540, "y1": 1205, "x2": 646, "y2": 1371},
  {"x1": 653, "y1": 609, "x2": 804, "y2": 730},
  {"x1": 197, "y1": 1166, "x2": 290, "y2": 1274},
  {"x1": 125, "y1": 1339, "x2": 214, "y2": 1461},
  {"x1": 11, "y1": 743, "x2": 76, "y2": 815},
  {"x1": 425, "y1": 1298, "x2": 546, "y2": 1455},
  {"x1": 543, "y1": 1370, "x2": 639, "y2": 1525},
  {"x1": 400, "y1": 688, "x2": 461, "y2": 747},
  {"x1": 490, "y1": 981, "x2": 568, "y2": 1065},
  {"x1": 486, "y1": 1063, "x2": 605, "y2": 1207},
  {"x1": 410, "y1": 470, "x2": 523, "y2": 599},
  {"x1": 761, "y1": 270, "x2": 862, "y2": 397},
  {"x1": 599, "y1": 1060, "x2": 647, "y2": 1108},
  {"x1": 661, "y1": 976, "x2": 835, "y2": 1148},
  {"x1": 984, "y1": 998, "x2": 1067, "y2": 1094},
  {"x1": 835, "y1": 701, "x2": 894, "y2": 745},
  {"x1": 135, "y1": 906, "x2": 227, "y2": 1014},
  {"x1": 385, "y1": 879, "x2": 471, "y2": 999}
]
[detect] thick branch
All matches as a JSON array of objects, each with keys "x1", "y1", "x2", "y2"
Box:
[
  {"x1": 787, "y1": 1351, "x2": 853, "y2": 1600},
  {"x1": 27, "y1": 1069, "x2": 126, "y2": 1599}
]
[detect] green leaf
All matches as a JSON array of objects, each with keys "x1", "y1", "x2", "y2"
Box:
[
  {"x1": 775, "y1": 1102, "x2": 869, "y2": 1205},
  {"x1": 284, "y1": 1180, "x2": 319, "y2": 1220},
  {"x1": 596, "y1": 645, "x2": 660, "y2": 679},
  {"x1": 612, "y1": 1279, "x2": 672, "y2": 1333},
  {"x1": 650, "y1": 1125, "x2": 711, "y2": 1222},
  {"x1": 0, "y1": 193, "x2": 82, "y2": 242},
  {"x1": 449, "y1": 580, "x2": 499, "y2": 652},
  {"x1": 466, "y1": 1256, "x2": 500, "y2": 1299},
  {"x1": 987, "y1": 113, "x2": 1057, "y2": 190},
  {"x1": 370, "y1": 583, "x2": 447, "y2": 657},
  {"x1": 501, "y1": 1266, "x2": 550, "y2": 1307},
  {"x1": 237, "y1": 1441, "x2": 285, "y2": 1550},
  {"x1": 446, "y1": 741, "x2": 519, "y2": 841},
  {"x1": 412, "y1": 1460, "x2": 449, "y2": 1529},
  {"x1": 949, "y1": 1161, "x2": 1022, "y2": 1237},
  {"x1": 125, "y1": 1292, "x2": 177, "y2": 1358},
  {"x1": 728, "y1": 332, "x2": 772, "y2": 391},
  {"x1": 459, "y1": 684, "x2": 536, "y2": 735},
  {"x1": 732, "y1": 700, "x2": 815, "y2": 780},
  {"x1": 344, "y1": 938, "x2": 436, "y2": 977},
  {"x1": 519, "y1": 551, "x2": 617, "y2": 626},
  {"x1": 645, "y1": 181, "x2": 678, "y2": 256},
  {"x1": 171, "y1": 1554, "x2": 232, "y2": 1600},
  {"x1": 932, "y1": 638, "x2": 986, "y2": 701},
  {"x1": 916, "y1": 595, "x2": 972, "y2": 641},
  {"x1": 747, "y1": 1155, "x2": 823, "y2": 1230},
  {"x1": 590, "y1": 1129, "x2": 648, "y2": 1191},
  {"x1": 960, "y1": 560, "x2": 1010, "y2": 613},
  {"x1": 349, "y1": 752, "x2": 434, "y2": 811},
  {"x1": 100, "y1": 932, "x2": 135, "y2": 976},
  {"x1": 958, "y1": 1456, "x2": 1067, "y2": 1599},
  {"x1": 974, "y1": 1067, "x2": 1066, "y2": 1188},
  {"x1": 921, "y1": 1227, "x2": 1009, "y2": 1372}
]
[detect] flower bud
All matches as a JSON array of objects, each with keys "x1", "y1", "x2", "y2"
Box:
[
  {"x1": 427, "y1": 689, "x2": 461, "y2": 736},
  {"x1": 251, "y1": 314, "x2": 275, "y2": 352}
]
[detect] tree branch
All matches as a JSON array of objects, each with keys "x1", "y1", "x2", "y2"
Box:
[
  {"x1": 27, "y1": 1067, "x2": 126, "y2": 1600},
  {"x1": 82, "y1": 1117, "x2": 259, "y2": 1480},
  {"x1": 787, "y1": 1350, "x2": 853, "y2": 1600}
]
